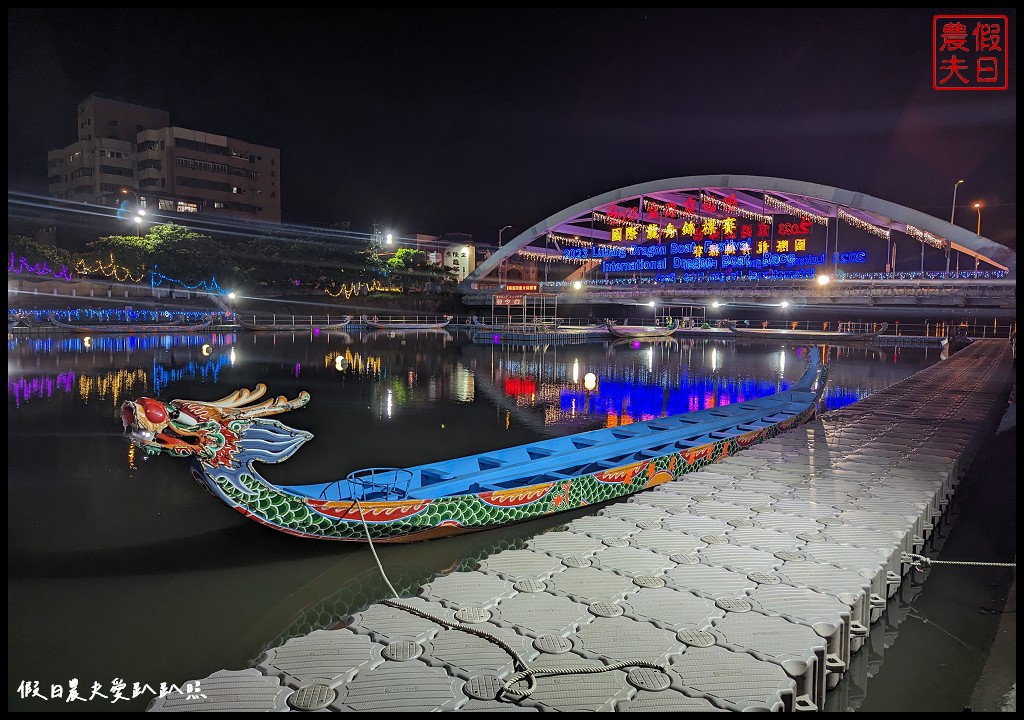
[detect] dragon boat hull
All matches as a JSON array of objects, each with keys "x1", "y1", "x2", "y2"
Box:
[
  {"x1": 604, "y1": 320, "x2": 677, "y2": 339},
  {"x1": 48, "y1": 314, "x2": 213, "y2": 333},
  {"x1": 236, "y1": 316, "x2": 351, "y2": 331},
  {"x1": 728, "y1": 322, "x2": 888, "y2": 343},
  {"x1": 121, "y1": 349, "x2": 827, "y2": 543}
]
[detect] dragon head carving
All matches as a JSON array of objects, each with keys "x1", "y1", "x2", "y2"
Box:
[{"x1": 121, "y1": 384, "x2": 311, "y2": 468}]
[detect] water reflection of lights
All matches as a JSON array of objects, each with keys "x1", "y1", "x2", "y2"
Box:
[
  {"x1": 551, "y1": 372, "x2": 872, "y2": 426},
  {"x1": 8, "y1": 368, "x2": 150, "y2": 408},
  {"x1": 452, "y1": 363, "x2": 474, "y2": 403},
  {"x1": 572, "y1": 358, "x2": 579, "y2": 384},
  {"x1": 152, "y1": 355, "x2": 232, "y2": 396},
  {"x1": 323, "y1": 349, "x2": 381, "y2": 376},
  {"x1": 8, "y1": 372, "x2": 76, "y2": 407},
  {"x1": 711, "y1": 348, "x2": 719, "y2": 372},
  {"x1": 78, "y1": 369, "x2": 149, "y2": 407},
  {"x1": 779, "y1": 350, "x2": 786, "y2": 375},
  {"x1": 230, "y1": 348, "x2": 237, "y2": 365},
  {"x1": 386, "y1": 388, "x2": 393, "y2": 418},
  {"x1": 9, "y1": 333, "x2": 236, "y2": 355}
]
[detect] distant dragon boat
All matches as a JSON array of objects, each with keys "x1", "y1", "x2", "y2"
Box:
[
  {"x1": 48, "y1": 313, "x2": 213, "y2": 334},
  {"x1": 728, "y1": 322, "x2": 888, "y2": 343},
  {"x1": 120, "y1": 348, "x2": 828, "y2": 543},
  {"x1": 236, "y1": 315, "x2": 351, "y2": 331},
  {"x1": 604, "y1": 317, "x2": 677, "y2": 339},
  {"x1": 361, "y1": 315, "x2": 452, "y2": 330}
]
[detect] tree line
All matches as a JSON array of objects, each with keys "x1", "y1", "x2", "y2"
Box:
[{"x1": 8, "y1": 224, "x2": 458, "y2": 296}]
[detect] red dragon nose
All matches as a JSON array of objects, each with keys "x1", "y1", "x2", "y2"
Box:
[{"x1": 138, "y1": 397, "x2": 169, "y2": 425}]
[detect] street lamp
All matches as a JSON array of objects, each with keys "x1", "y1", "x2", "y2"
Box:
[
  {"x1": 973, "y1": 203, "x2": 983, "y2": 272},
  {"x1": 121, "y1": 187, "x2": 145, "y2": 237},
  {"x1": 385, "y1": 233, "x2": 393, "y2": 246},
  {"x1": 950, "y1": 179, "x2": 965, "y2": 224},
  {"x1": 947, "y1": 179, "x2": 965, "y2": 273},
  {"x1": 498, "y1": 225, "x2": 512, "y2": 283}
]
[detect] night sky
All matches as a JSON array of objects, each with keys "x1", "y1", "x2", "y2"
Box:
[{"x1": 7, "y1": 8, "x2": 1017, "y2": 251}]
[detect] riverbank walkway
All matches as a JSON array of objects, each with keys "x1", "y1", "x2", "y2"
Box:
[{"x1": 149, "y1": 339, "x2": 1014, "y2": 712}]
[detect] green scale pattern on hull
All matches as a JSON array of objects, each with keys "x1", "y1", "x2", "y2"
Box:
[{"x1": 197, "y1": 405, "x2": 812, "y2": 542}]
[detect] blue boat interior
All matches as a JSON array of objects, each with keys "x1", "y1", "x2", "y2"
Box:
[{"x1": 276, "y1": 350, "x2": 824, "y2": 504}]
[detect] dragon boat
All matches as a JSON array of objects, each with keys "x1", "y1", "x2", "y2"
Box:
[
  {"x1": 361, "y1": 315, "x2": 452, "y2": 330},
  {"x1": 604, "y1": 318, "x2": 677, "y2": 339},
  {"x1": 120, "y1": 348, "x2": 827, "y2": 543},
  {"x1": 728, "y1": 322, "x2": 888, "y2": 343},
  {"x1": 48, "y1": 313, "x2": 213, "y2": 333},
  {"x1": 236, "y1": 315, "x2": 351, "y2": 331}
]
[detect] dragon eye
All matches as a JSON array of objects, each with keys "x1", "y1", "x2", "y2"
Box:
[{"x1": 138, "y1": 397, "x2": 169, "y2": 425}]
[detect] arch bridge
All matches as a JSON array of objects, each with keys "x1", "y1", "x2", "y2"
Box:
[{"x1": 458, "y1": 176, "x2": 1015, "y2": 312}]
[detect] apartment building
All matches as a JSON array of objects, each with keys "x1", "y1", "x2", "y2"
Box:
[{"x1": 46, "y1": 93, "x2": 281, "y2": 224}]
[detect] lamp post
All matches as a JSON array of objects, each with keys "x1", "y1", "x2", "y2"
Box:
[
  {"x1": 498, "y1": 225, "x2": 512, "y2": 284},
  {"x1": 950, "y1": 179, "x2": 964, "y2": 224},
  {"x1": 121, "y1": 187, "x2": 145, "y2": 238},
  {"x1": 973, "y1": 203, "x2": 983, "y2": 272},
  {"x1": 947, "y1": 179, "x2": 964, "y2": 273}
]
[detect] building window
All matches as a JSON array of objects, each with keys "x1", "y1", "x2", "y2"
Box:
[
  {"x1": 99, "y1": 165, "x2": 133, "y2": 177},
  {"x1": 176, "y1": 202, "x2": 198, "y2": 214}
]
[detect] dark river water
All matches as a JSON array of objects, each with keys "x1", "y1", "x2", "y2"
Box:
[{"x1": 7, "y1": 328, "x2": 948, "y2": 711}]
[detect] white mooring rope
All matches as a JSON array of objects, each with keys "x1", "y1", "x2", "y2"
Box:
[
  {"x1": 353, "y1": 499, "x2": 671, "y2": 700},
  {"x1": 905, "y1": 553, "x2": 1016, "y2": 569}
]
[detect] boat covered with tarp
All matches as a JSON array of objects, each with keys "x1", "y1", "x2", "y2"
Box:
[
  {"x1": 361, "y1": 315, "x2": 452, "y2": 330},
  {"x1": 728, "y1": 322, "x2": 888, "y2": 343},
  {"x1": 605, "y1": 318, "x2": 677, "y2": 339},
  {"x1": 120, "y1": 348, "x2": 828, "y2": 543},
  {"x1": 48, "y1": 313, "x2": 213, "y2": 334},
  {"x1": 236, "y1": 315, "x2": 351, "y2": 331}
]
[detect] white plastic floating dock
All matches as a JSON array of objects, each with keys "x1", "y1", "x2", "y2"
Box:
[{"x1": 148, "y1": 339, "x2": 1013, "y2": 712}]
